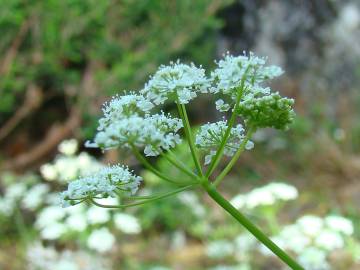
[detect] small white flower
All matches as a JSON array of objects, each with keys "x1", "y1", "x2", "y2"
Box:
[
  {"x1": 211, "y1": 52, "x2": 283, "y2": 97},
  {"x1": 296, "y1": 215, "x2": 324, "y2": 237},
  {"x1": 315, "y1": 229, "x2": 345, "y2": 251},
  {"x1": 87, "y1": 228, "x2": 115, "y2": 253},
  {"x1": 22, "y1": 183, "x2": 50, "y2": 210},
  {"x1": 215, "y1": 99, "x2": 230, "y2": 112},
  {"x1": 141, "y1": 60, "x2": 210, "y2": 105},
  {"x1": 40, "y1": 223, "x2": 67, "y2": 240},
  {"x1": 114, "y1": 213, "x2": 141, "y2": 234},
  {"x1": 58, "y1": 139, "x2": 78, "y2": 155},
  {"x1": 60, "y1": 165, "x2": 142, "y2": 206},
  {"x1": 325, "y1": 215, "x2": 354, "y2": 236},
  {"x1": 206, "y1": 240, "x2": 234, "y2": 259},
  {"x1": 87, "y1": 206, "x2": 111, "y2": 224},
  {"x1": 40, "y1": 164, "x2": 58, "y2": 181},
  {"x1": 65, "y1": 213, "x2": 87, "y2": 231},
  {"x1": 36, "y1": 206, "x2": 66, "y2": 229},
  {"x1": 297, "y1": 247, "x2": 330, "y2": 270},
  {"x1": 196, "y1": 121, "x2": 253, "y2": 165},
  {"x1": 92, "y1": 113, "x2": 183, "y2": 156}
]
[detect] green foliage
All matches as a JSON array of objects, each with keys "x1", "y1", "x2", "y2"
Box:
[{"x1": 0, "y1": 0, "x2": 231, "y2": 129}]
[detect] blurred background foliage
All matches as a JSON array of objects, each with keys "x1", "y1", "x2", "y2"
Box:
[{"x1": 0, "y1": 0, "x2": 360, "y2": 269}]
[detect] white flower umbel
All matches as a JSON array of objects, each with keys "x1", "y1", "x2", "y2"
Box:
[
  {"x1": 93, "y1": 113, "x2": 183, "y2": 156},
  {"x1": 60, "y1": 165, "x2": 142, "y2": 206},
  {"x1": 114, "y1": 213, "x2": 141, "y2": 234},
  {"x1": 195, "y1": 121, "x2": 254, "y2": 165},
  {"x1": 58, "y1": 139, "x2": 78, "y2": 156},
  {"x1": 97, "y1": 93, "x2": 154, "y2": 131},
  {"x1": 141, "y1": 60, "x2": 209, "y2": 105},
  {"x1": 87, "y1": 228, "x2": 115, "y2": 253},
  {"x1": 230, "y1": 182, "x2": 298, "y2": 209},
  {"x1": 325, "y1": 215, "x2": 354, "y2": 236},
  {"x1": 210, "y1": 52, "x2": 283, "y2": 97}
]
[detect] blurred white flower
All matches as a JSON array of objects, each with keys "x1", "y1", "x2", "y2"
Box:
[
  {"x1": 87, "y1": 206, "x2": 111, "y2": 224},
  {"x1": 40, "y1": 164, "x2": 58, "y2": 181},
  {"x1": 58, "y1": 139, "x2": 78, "y2": 156},
  {"x1": 87, "y1": 228, "x2": 115, "y2": 253},
  {"x1": 22, "y1": 183, "x2": 50, "y2": 210},
  {"x1": 40, "y1": 223, "x2": 67, "y2": 240},
  {"x1": 231, "y1": 182, "x2": 298, "y2": 209},
  {"x1": 298, "y1": 247, "x2": 330, "y2": 270},
  {"x1": 296, "y1": 215, "x2": 324, "y2": 237},
  {"x1": 36, "y1": 206, "x2": 66, "y2": 229},
  {"x1": 315, "y1": 229, "x2": 345, "y2": 251},
  {"x1": 325, "y1": 215, "x2": 354, "y2": 236},
  {"x1": 206, "y1": 240, "x2": 234, "y2": 259},
  {"x1": 65, "y1": 213, "x2": 87, "y2": 231},
  {"x1": 114, "y1": 213, "x2": 141, "y2": 234},
  {"x1": 27, "y1": 242, "x2": 110, "y2": 270}
]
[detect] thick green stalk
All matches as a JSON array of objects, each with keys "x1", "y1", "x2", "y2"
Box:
[
  {"x1": 213, "y1": 126, "x2": 256, "y2": 186},
  {"x1": 176, "y1": 102, "x2": 203, "y2": 177},
  {"x1": 202, "y1": 181, "x2": 304, "y2": 270}
]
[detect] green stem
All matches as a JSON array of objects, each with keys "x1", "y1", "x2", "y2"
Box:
[
  {"x1": 91, "y1": 184, "x2": 197, "y2": 209},
  {"x1": 176, "y1": 102, "x2": 203, "y2": 177},
  {"x1": 202, "y1": 181, "x2": 304, "y2": 270},
  {"x1": 213, "y1": 126, "x2": 256, "y2": 186},
  {"x1": 131, "y1": 145, "x2": 191, "y2": 186},
  {"x1": 205, "y1": 89, "x2": 243, "y2": 178},
  {"x1": 160, "y1": 151, "x2": 199, "y2": 179}
]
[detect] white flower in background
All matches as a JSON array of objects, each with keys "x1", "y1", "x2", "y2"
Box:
[
  {"x1": 206, "y1": 240, "x2": 234, "y2": 259},
  {"x1": 36, "y1": 206, "x2": 66, "y2": 229},
  {"x1": 60, "y1": 165, "x2": 142, "y2": 206},
  {"x1": 93, "y1": 113, "x2": 183, "y2": 156},
  {"x1": 141, "y1": 60, "x2": 209, "y2": 105},
  {"x1": 209, "y1": 265, "x2": 251, "y2": 270},
  {"x1": 6, "y1": 182, "x2": 27, "y2": 200},
  {"x1": 41, "y1": 151, "x2": 103, "y2": 182},
  {"x1": 297, "y1": 247, "x2": 330, "y2": 270},
  {"x1": 114, "y1": 213, "x2": 141, "y2": 234},
  {"x1": 40, "y1": 164, "x2": 57, "y2": 181},
  {"x1": 65, "y1": 212, "x2": 87, "y2": 232},
  {"x1": 87, "y1": 228, "x2": 115, "y2": 253},
  {"x1": 27, "y1": 242, "x2": 111, "y2": 270},
  {"x1": 58, "y1": 139, "x2": 78, "y2": 156},
  {"x1": 230, "y1": 182, "x2": 298, "y2": 209},
  {"x1": 296, "y1": 215, "x2": 324, "y2": 237},
  {"x1": 177, "y1": 191, "x2": 206, "y2": 217},
  {"x1": 325, "y1": 215, "x2": 354, "y2": 236},
  {"x1": 87, "y1": 206, "x2": 111, "y2": 224},
  {"x1": 196, "y1": 121, "x2": 254, "y2": 165},
  {"x1": 315, "y1": 229, "x2": 345, "y2": 251},
  {"x1": 22, "y1": 183, "x2": 50, "y2": 210},
  {"x1": 40, "y1": 223, "x2": 67, "y2": 240}
]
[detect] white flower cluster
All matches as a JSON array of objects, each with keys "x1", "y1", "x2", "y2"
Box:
[
  {"x1": 195, "y1": 121, "x2": 254, "y2": 165},
  {"x1": 97, "y1": 93, "x2": 154, "y2": 131},
  {"x1": 27, "y1": 242, "x2": 111, "y2": 270},
  {"x1": 36, "y1": 198, "x2": 141, "y2": 250},
  {"x1": 93, "y1": 112, "x2": 183, "y2": 156},
  {"x1": 230, "y1": 182, "x2": 298, "y2": 209},
  {"x1": 40, "y1": 149, "x2": 103, "y2": 182},
  {"x1": 141, "y1": 60, "x2": 209, "y2": 105},
  {"x1": 60, "y1": 165, "x2": 142, "y2": 207},
  {"x1": 210, "y1": 52, "x2": 283, "y2": 98},
  {"x1": 210, "y1": 52, "x2": 294, "y2": 130},
  {"x1": 261, "y1": 214, "x2": 356, "y2": 270}
]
